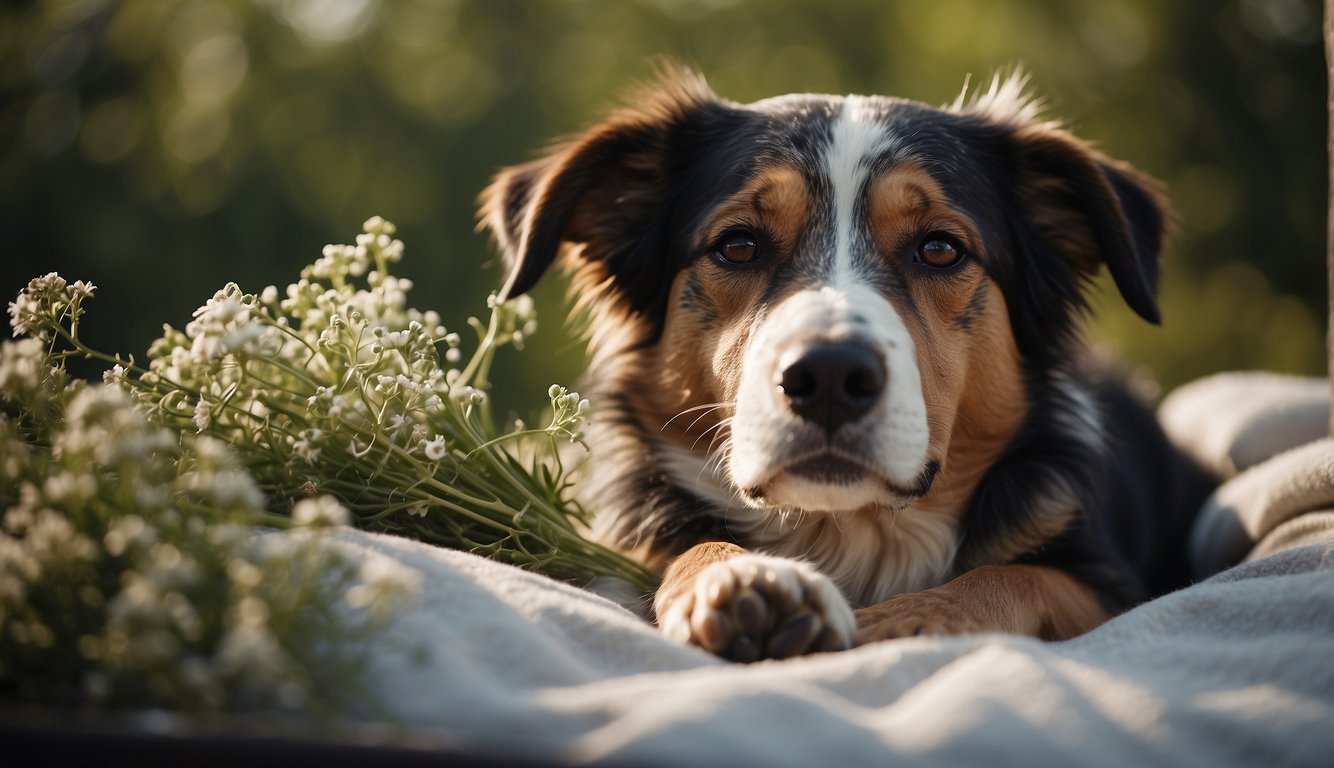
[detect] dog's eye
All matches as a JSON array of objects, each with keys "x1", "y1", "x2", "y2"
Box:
[
  {"x1": 916, "y1": 235, "x2": 967, "y2": 270},
  {"x1": 714, "y1": 231, "x2": 760, "y2": 265}
]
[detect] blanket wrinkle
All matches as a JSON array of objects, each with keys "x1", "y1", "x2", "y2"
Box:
[
  {"x1": 1159, "y1": 372, "x2": 1329, "y2": 480},
  {"x1": 1188, "y1": 438, "x2": 1334, "y2": 577},
  {"x1": 309, "y1": 524, "x2": 1333, "y2": 767},
  {"x1": 1249, "y1": 511, "x2": 1334, "y2": 562},
  {"x1": 1156, "y1": 372, "x2": 1334, "y2": 577}
]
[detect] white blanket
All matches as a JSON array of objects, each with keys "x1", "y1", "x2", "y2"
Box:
[{"x1": 310, "y1": 371, "x2": 1334, "y2": 766}]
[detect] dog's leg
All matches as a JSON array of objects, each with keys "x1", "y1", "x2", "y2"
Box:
[
  {"x1": 655, "y1": 542, "x2": 856, "y2": 662},
  {"x1": 854, "y1": 565, "x2": 1111, "y2": 643}
]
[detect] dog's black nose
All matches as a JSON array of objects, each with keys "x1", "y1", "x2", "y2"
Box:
[{"x1": 778, "y1": 342, "x2": 885, "y2": 433}]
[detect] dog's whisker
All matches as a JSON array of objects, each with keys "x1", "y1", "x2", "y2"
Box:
[
  {"x1": 690, "y1": 417, "x2": 733, "y2": 452},
  {"x1": 927, "y1": 402, "x2": 975, "y2": 430},
  {"x1": 661, "y1": 401, "x2": 736, "y2": 432},
  {"x1": 829, "y1": 511, "x2": 847, "y2": 533},
  {"x1": 923, "y1": 460, "x2": 958, "y2": 509},
  {"x1": 696, "y1": 435, "x2": 734, "y2": 491},
  {"x1": 684, "y1": 404, "x2": 735, "y2": 434},
  {"x1": 696, "y1": 417, "x2": 734, "y2": 453}
]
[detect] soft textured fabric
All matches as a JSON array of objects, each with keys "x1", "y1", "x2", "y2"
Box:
[
  {"x1": 290, "y1": 371, "x2": 1334, "y2": 766},
  {"x1": 325, "y1": 530, "x2": 1333, "y2": 767},
  {"x1": 1159, "y1": 372, "x2": 1329, "y2": 478},
  {"x1": 1159, "y1": 372, "x2": 1334, "y2": 578},
  {"x1": 1187, "y1": 437, "x2": 1334, "y2": 578}
]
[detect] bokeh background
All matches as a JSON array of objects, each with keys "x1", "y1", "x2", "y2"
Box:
[{"x1": 1, "y1": 0, "x2": 1326, "y2": 415}]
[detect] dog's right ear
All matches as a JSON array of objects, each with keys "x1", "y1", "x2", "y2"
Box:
[{"x1": 479, "y1": 69, "x2": 722, "y2": 304}]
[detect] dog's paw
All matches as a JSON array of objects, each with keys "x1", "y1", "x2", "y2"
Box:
[
  {"x1": 657, "y1": 554, "x2": 855, "y2": 662},
  {"x1": 854, "y1": 590, "x2": 981, "y2": 643}
]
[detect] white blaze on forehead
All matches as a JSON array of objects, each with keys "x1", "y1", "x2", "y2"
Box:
[
  {"x1": 825, "y1": 96, "x2": 891, "y2": 287},
  {"x1": 717, "y1": 94, "x2": 930, "y2": 514}
]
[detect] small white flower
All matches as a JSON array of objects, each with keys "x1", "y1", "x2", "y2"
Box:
[
  {"x1": 102, "y1": 364, "x2": 126, "y2": 385},
  {"x1": 346, "y1": 553, "x2": 420, "y2": 609},
  {"x1": 360, "y1": 554, "x2": 420, "y2": 593},
  {"x1": 42, "y1": 471, "x2": 97, "y2": 506},
  {"x1": 7, "y1": 293, "x2": 39, "y2": 338},
  {"x1": 220, "y1": 323, "x2": 266, "y2": 355},
  {"x1": 511, "y1": 294, "x2": 535, "y2": 321},
  {"x1": 0, "y1": 338, "x2": 49, "y2": 396},
  {"x1": 191, "y1": 291, "x2": 248, "y2": 328},
  {"x1": 225, "y1": 556, "x2": 262, "y2": 588},
  {"x1": 422, "y1": 435, "x2": 447, "y2": 461},
  {"x1": 291, "y1": 495, "x2": 351, "y2": 527},
  {"x1": 7, "y1": 273, "x2": 96, "y2": 340},
  {"x1": 193, "y1": 399, "x2": 213, "y2": 432},
  {"x1": 216, "y1": 622, "x2": 287, "y2": 681},
  {"x1": 291, "y1": 439, "x2": 319, "y2": 464},
  {"x1": 103, "y1": 514, "x2": 158, "y2": 556}
]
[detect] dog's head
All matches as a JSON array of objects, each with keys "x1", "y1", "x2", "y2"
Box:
[{"x1": 481, "y1": 68, "x2": 1165, "y2": 518}]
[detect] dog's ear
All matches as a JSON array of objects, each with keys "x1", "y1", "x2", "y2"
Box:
[
  {"x1": 479, "y1": 69, "x2": 721, "y2": 303},
  {"x1": 1009, "y1": 122, "x2": 1169, "y2": 325}
]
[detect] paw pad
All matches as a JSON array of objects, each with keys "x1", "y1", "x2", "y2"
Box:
[{"x1": 660, "y1": 555, "x2": 855, "y2": 662}]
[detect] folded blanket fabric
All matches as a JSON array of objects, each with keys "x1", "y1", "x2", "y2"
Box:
[
  {"x1": 1188, "y1": 437, "x2": 1334, "y2": 577},
  {"x1": 1159, "y1": 372, "x2": 1334, "y2": 577},
  {"x1": 1159, "y1": 372, "x2": 1329, "y2": 479},
  {"x1": 323, "y1": 529, "x2": 1334, "y2": 768}
]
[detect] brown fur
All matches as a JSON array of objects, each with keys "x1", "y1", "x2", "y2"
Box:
[
  {"x1": 622, "y1": 163, "x2": 820, "y2": 469},
  {"x1": 867, "y1": 164, "x2": 1031, "y2": 535},
  {"x1": 855, "y1": 564, "x2": 1110, "y2": 641},
  {"x1": 653, "y1": 541, "x2": 747, "y2": 619}
]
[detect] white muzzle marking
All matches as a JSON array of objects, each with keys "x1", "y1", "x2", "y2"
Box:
[{"x1": 727, "y1": 285, "x2": 929, "y2": 512}]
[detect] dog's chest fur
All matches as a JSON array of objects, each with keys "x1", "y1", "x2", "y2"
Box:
[{"x1": 656, "y1": 443, "x2": 960, "y2": 606}]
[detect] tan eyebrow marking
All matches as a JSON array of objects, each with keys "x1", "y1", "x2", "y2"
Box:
[
  {"x1": 702, "y1": 164, "x2": 809, "y2": 250},
  {"x1": 868, "y1": 163, "x2": 985, "y2": 259}
]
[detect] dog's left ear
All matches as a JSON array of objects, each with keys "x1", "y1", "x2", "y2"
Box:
[
  {"x1": 1010, "y1": 124, "x2": 1169, "y2": 324},
  {"x1": 478, "y1": 68, "x2": 722, "y2": 306}
]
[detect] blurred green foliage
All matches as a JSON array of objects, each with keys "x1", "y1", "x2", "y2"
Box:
[{"x1": 1, "y1": 0, "x2": 1326, "y2": 413}]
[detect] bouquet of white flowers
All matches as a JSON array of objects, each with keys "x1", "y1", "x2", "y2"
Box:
[
  {"x1": 0, "y1": 217, "x2": 655, "y2": 711},
  {"x1": 0, "y1": 336, "x2": 418, "y2": 712}
]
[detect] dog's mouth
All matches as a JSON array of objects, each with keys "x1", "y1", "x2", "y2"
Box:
[
  {"x1": 785, "y1": 452, "x2": 872, "y2": 484},
  {"x1": 741, "y1": 451, "x2": 940, "y2": 509}
]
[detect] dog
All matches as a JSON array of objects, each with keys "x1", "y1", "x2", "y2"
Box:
[{"x1": 479, "y1": 67, "x2": 1214, "y2": 662}]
